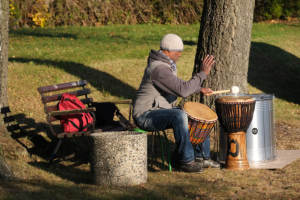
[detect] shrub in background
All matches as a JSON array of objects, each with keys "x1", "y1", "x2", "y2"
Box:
[
  {"x1": 9, "y1": 0, "x2": 52, "y2": 28},
  {"x1": 8, "y1": 0, "x2": 300, "y2": 28},
  {"x1": 30, "y1": 0, "x2": 50, "y2": 27},
  {"x1": 8, "y1": 0, "x2": 203, "y2": 28},
  {"x1": 254, "y1": 0, "x2": 300, "y2": 21}
]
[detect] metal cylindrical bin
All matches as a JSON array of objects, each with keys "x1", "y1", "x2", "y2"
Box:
[{"x1": 246, "y1": 94, "x2": 276, "y2": 163}]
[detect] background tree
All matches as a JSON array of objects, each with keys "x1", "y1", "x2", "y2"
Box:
[
  {"x1": 192, "y1": 0, "x2": 255, "y2": 107},
  {"x1": 0, "y1": 0, "x2": 13, "y2": 179}
]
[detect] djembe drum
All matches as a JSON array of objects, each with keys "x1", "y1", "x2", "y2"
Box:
[
  {"x1": 183, "y1": 102, "x2": 218, "y2": 145},
  {"x1": 215, "y1": 96, "x2": 255, "y2": 170}
]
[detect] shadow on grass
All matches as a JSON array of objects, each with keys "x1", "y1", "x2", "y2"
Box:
[
  {"x1": 29, "y1": 161, "x2": 93, "y2": 184},
  {"x1": 3, "y1": 171, "x2": 285, "y2": 200},
  {"x1": 0, "y1": 106, "x2": 88, "y2": 164},
  {"x1": 0, "y1": 178, "x2": 165, "y2": 200},
  {"x1": 183, "y1": 40, "x2": 197, "y2": 46},
  {"x1": 8, "y1": 57, "x2": 136, "y2": 100},
  {"x1": 9, "y1": 28, "x2": 78, "y2": 39},
  {"x1": 248, "y1": 42, "x2": 300, "y2": 104},
  {"x1": 1, "y1": 107, "x2": 53, "y2": 158},
  {"x1": 0, "y1": 173, "x2": 224, "y2": 200}
]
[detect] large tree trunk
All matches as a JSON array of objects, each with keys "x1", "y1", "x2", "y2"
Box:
[
  {"x1": 0, "y1": 0, "x2": 9, "y2": 126},
  {"x1": 0, "y1": 0, "x2": 13, "y2": 179},
  {"x1": 192, "y1": 0, "x2": 255, "y2": 108}
]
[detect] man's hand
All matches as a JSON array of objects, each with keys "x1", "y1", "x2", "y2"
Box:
[
  {"x1": 201, "y1": 55, "x2": 215, "y2": 75},
  {"x1": 200, "y1": 88, "x2": 213, "y2": 96}
]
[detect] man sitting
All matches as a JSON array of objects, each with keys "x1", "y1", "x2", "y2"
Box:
[{"x1": 133, "y1": 33, "x2": 219, "y2": 172}]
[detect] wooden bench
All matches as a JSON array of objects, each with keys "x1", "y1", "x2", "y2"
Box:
[{"x1": 37, "y1": 80, "x2": 134, "y2": 162}]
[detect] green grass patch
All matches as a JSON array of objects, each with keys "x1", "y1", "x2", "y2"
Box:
[{"x1": 9, "y1": 24, "x2": 199, "y2": 62}]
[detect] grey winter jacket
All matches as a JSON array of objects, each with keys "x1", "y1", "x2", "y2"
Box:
[{"x1": 133, "y1": 50, "x2": 207, "y2": 119}]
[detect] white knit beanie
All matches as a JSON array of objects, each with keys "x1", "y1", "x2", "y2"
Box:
[{"x1": 160, "y1": 33, "x2": 184, "y2": 52}]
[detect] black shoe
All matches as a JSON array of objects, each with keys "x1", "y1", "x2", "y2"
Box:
[
  {"x1": 177, "y1": 161, "x2": 204, "y2": 173},
  {"x1": 195, "y1": 157, "x2": 220, "y2": 168}
]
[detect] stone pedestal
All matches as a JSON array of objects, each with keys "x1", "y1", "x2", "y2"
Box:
[{"x1": 90, "y1": 131, "x2": 147, "y2": 186}]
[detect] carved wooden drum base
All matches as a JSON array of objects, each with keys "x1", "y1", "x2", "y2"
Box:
[{"x1": 226, "y1": 131, "x2": 249, "y2": 170}]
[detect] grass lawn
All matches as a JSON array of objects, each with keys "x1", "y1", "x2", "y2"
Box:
[{"x1": 1, "y1": 22, "x2": 300, "y2": 199}]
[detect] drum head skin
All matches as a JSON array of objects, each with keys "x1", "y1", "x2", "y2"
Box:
[
  {"x1": 183, "y1": 102, "x2": 218, "y2": 122},
  {"x1": 216, "y1": 96, "x2": 255, "y2": 103}
]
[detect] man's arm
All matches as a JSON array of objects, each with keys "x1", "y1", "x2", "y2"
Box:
[
  {"x1": 152, "y1": 54, "x2": 215, "y2": 97},
  {"x1": 152, "y1": 66, "x2": 207, "y2": 98}
]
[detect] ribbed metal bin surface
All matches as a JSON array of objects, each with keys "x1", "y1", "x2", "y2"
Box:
[{"x1": 246, "y1": 94, "x2": 276, "y2": 163}]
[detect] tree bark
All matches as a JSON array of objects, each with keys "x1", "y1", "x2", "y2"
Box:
[
  {"x1": 0, "y1": 0, "x2": 9, "y2": 123},
  {"x1": 192, "y1": 0, "x2": 255, "y2": 108},
  {"x1": 0, "y1": 0, "x2": 13, "y2": 179}
]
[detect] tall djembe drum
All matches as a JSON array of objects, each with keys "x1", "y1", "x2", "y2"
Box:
[{"x1": 215, "y1": 96, "x2": 255, "y2": 170}]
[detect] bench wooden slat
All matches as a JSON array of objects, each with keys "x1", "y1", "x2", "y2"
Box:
[
  {"x1": 45, "y1": 98, "x2": 93, "y2": 113},
  {"x1": 80, "y1": 98, "x2": 94, "y2": 105},
  {"x1": 48, "y1": 115, "x2": 59, "y2": 122},
  {"x1": 56, "y1": 124, "x2": 128, "y2": 138},
  {"x1": 41, "y1": 88, "x2": 91, "y2": 103},
  {"x1": 47, "y1": 108, "x2": 96, "y2": 122},
  {"x1": 38, "y1": 80, "x2": 87, "y2": 94},
  {"x1": 49, "y1": 107, "x2": 96, "y2": 117},
  {"x1": 97, "y1": 99, "x2": 132, "y2": 104}
]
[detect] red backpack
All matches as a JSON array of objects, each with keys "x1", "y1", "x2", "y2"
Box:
[{"x1": 58, "y1": 93, "x2": 94, "y2": 133}]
